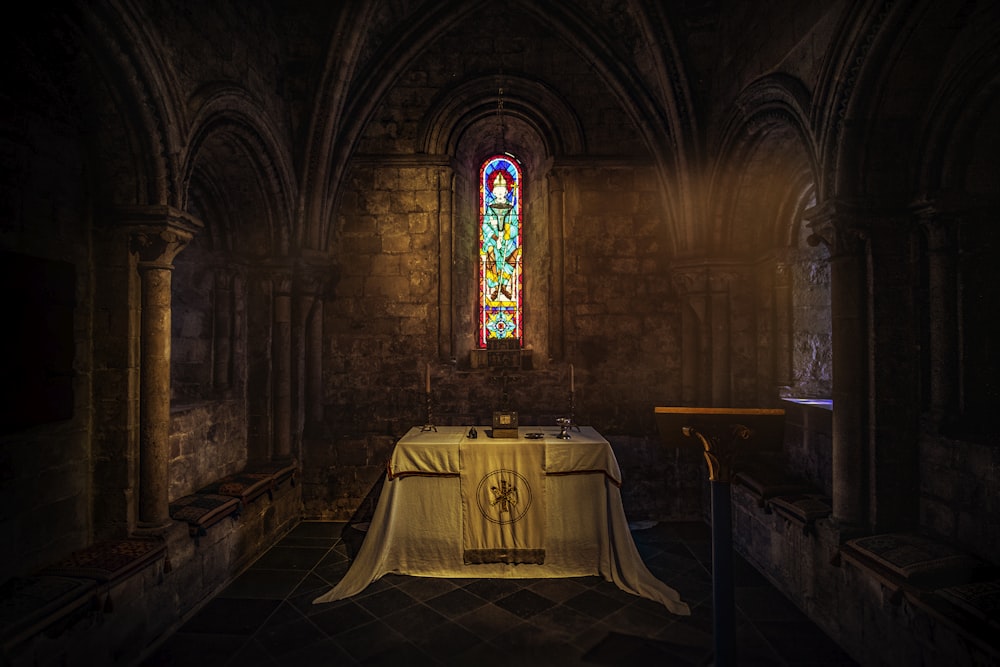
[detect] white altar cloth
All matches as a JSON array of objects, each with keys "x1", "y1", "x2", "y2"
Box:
[{"x1": 313, "y1": 426, "x2": 690, "y2": 615}]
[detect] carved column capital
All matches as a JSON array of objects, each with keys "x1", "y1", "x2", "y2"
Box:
[
  {"x1": 804, "y1": 199, "x2": 870, "y2": 257},
  {"x1": 911, "y1": 196, "x2": 965, "y2": 252},
  {"x1": 118, "y1": 206, "x2": 203, "y2": 269}
]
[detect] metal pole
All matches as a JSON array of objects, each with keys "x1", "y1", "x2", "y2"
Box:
[{"x1": 711, "y1": 479, "x2": 735, "y2": 666}]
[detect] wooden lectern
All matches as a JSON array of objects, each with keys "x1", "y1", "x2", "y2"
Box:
[{"x1": 655, "y1": 406, "x2": 786, "y2": 667}]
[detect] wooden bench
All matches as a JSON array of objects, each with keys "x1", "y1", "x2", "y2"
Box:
[{"x1": 169, "y1": 459, "x2": 300, "y2": 543}]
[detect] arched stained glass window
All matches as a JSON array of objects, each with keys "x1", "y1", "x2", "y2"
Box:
[{"x1": 479, "y1": 155, "x2": 523, "y2": 347}]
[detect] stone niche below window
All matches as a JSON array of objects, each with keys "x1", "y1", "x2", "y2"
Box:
[{"x1": 468, "y1": 348, "x2": 534, "y2": 371}]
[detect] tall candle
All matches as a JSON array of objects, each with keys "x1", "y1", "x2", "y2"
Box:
[
  {"x1": 426, "y1": 363, "x2": 431, "y2": 393},
  {"x1": 570, "y1": 364, "x2": 574, "y2": 392}
]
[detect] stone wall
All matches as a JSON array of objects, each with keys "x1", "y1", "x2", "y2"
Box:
[
  {"x1": 307, "y1": 156, "x2": 703, "y2": 522},
  {"x1": 0, "y1": 31, "x2": 93, "y2": 579},
  {"x1": 6, "y1": 484, "x2": 301, "y2": 667},
  {"x1": 168, "y1": 401, "x2": 248, "y2": 501},
  {"x1": 919, "y1": 434, "x2": 1000, "y2": 565}
]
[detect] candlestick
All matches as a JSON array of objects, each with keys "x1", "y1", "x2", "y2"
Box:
[
  {"x1": 425, "y1": 362, "x2": 431, "y2": 394},
  {"x1": 570, "y1": 364, "x2": 574, "y2": 393}
]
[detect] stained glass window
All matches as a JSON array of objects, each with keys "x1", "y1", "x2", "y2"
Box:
[{"x1": 479, "y1": 155, "x2": 522, "y2": 347}]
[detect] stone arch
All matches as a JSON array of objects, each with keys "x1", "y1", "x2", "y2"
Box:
[
  {"x1": 302, "y1": 0, "x2": 692, "y2": 256},
  {"x1": 182, "y1": 85, "x2": 298, "y2": 256},
  {"x1": 74, "y1": 1, "x2": 187, "y2": 208},
  {"x1": 917, "y1": 35, "x2": 1000, "y2": 196},
  {"x1": 711, "y1": 74, "x2": 819, "y2": 256},
  {"x1": 911, "y1": 19, "x2": 1000, "y2": 439},
  {"x1": 416, "y1": 74, "x2": 585, "y2": 159},
  {"x1": 707, "y1": 74, "x2": 828, "y2": 403}
]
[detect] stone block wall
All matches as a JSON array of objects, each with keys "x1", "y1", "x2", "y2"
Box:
[
  {"x1": 919, "y1": 433, "x2": 1000, "y2": 565},
  {"x1": 0, "y1": 42, "x2": 94, "y2": 579},
  {"x1": 312, "y1": 158, "x2": 702, "y2": 523},
  {"x1": 781, "y1": 398, "x2": 833, "y2": 496},
  {"x1": 732, "y1": 482, "x2": 997, "y2": 667},
  {"x1": 168, "y1": 400, "x2": 248, "y2": 500},
  {"x1": 5, "y1": 484, "x2": 301, "y2": 667}
]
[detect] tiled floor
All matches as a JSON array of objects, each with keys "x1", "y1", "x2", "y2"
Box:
[{"x1": 140, "y1": 521, "x2": 857, "y2": 666}]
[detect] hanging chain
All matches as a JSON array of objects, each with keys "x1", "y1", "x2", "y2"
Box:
[{"x1": 495, "y1": 75, "x2": 506, "y2": 151}]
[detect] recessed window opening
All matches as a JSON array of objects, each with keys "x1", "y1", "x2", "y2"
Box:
[{"x1": 478, "y1": 154, "x2": 523, "y2": 347}]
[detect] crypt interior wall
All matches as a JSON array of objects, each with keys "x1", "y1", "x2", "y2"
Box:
[{"x1": 2, "y1": 2, "x2": 1000, "y2": 665}]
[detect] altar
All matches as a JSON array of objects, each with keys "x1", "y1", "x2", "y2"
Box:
[{"x1": 312, "y1": 425, "x2": 690, "y2": 615}]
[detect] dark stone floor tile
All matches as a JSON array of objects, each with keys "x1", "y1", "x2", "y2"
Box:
[
  {"x1": 462, "y1": 577, "x2": 526, "y2": 601},
  {"x1": 287, "y1": 521, "x2": 349, "y2": 539},
  {"x1": 256, "y1": 613, "x2": 328, "y2": 659},
  {"x1": 736, "y1": 583, "x2": 811, "y2": 622},
  {"x1": 360, "y1": 641, "x2": 441, "y2": 666},
  {"x1": 531, "y1": 602, "x2": 604, "y2": 639},
  {"x1": 250, "y1": 545, "x2": 329, "y2": 571},
  {"x1": 490, "y1": 621, "x2": 585, "y2": 665},
  {"x1": 602, "y1": 601, "x2": 675, "y2": 637},
  {"x1": 292, "y1": 571, "x2": 337, "y2": 598},
  {"x1": 580, "y1": 630, "x2": 699, "y2": 666},
  {"x1": 335, "y1": 619, "x2": 407, "y2": 662},
  {"x1": 391, "y1": 575, "x2": 459, "y2": 601},
  {"x1": 424, "y1": 586, "x2": 491, "y2": 619},
  {"x1": 354, "y1": 584, "x2": 417, "y2": 617},
  {"x1": 279, "y1": 637, "x2": 359, "y2": 665},
  {"x1": 528, "y1": 577, "x2": 590, "y2": 603},
  {"x1": 494, "y1": 588, "x2": 557, "y2": 619},
  {"x1": 312, "y1": 557, "x2": 351, "y2": 585},
  {"x1": 755, "y1": 619, "x2": 856, "y2": 664},
  {"x1": 563, "y1": 588, "x2": 627, "y2": 620},
  {"x1": 222, "y1": 638, "x2": 280, "y2": 667},
  {"x1": 141, "y1": 632, "x2": 248, "y2": 667},
  {"x1": 220, "y1": 567, "x2": 307, "y2": 600},
  {"x1": 381, "y1": 601, "x2": 450, "y2": 636},
  {"x1": 414, "y1": 620, "x2": 483, "y2": 658},
  {"x1": 453, "y1": 604, "x2": 523, "y2": 641},
  {"x1": 181, "y1": 597, "x2": 282, "y2": 635},
  {"x1": 310, "y1": 598, "x2": 377, "y2": 636}
]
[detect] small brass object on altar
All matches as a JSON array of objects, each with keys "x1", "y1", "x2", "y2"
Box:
[{"x1": 492, "y1": 410, "x2": 519, "y2": 438}]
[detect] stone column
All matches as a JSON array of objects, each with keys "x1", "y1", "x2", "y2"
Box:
[
  {"x1": 773, "y1": 262, "x2": 792, "y2": 389},
  {"x1": 709, "y1": 270, "x2": 734, "y2": 406},
  {"x1": 126, "y1": 209, "x2": 201, "y2": 530},
  {"x1": 548, "y1": 170, "x2": 566, "y2": 361},
  {"x1": 914, "y1": 200, "x2": 959, "y2": 429},
  {"x1": 867, "y1": 211, "x2": 921, "y2": 532},
  {"x1": 436, "y1": 167, "x2": 454, "y2": 361},
  {"x1": 293, "y1": 262, "x2": 323, "y2": 447},
  {"x1": 246, "y1": 273, "x2": 273, "y2": 463},
  {"x1": 213, "y1": 269, "x2": 234, "y2": 389},
  {"x1": 670, "y1": 266, "x2": 709, "y2": 404},
  {"x1": 306, "y1": 294, "x2": 324, "y2": 427},
  {"x1": 272, "y1": 270, "x2": 293, "y2": 461},
  {"x1": 808, "y1": 202, "x2": 867, "y2": 529}
]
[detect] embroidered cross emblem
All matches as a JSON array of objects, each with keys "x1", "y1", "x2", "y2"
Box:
[
  {"x1": 490, "y1": 479, "x2": 519, "y2": 514},
  {"x1": 476, "y1": 469, "x2": 532, "y2": 524}
]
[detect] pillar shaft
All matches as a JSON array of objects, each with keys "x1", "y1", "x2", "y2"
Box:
[
  {"x1": 138, "y1": 265, "x2": 173, "y2": 528},
  {"x1": 810, "y1": 203, "x2": 868, "y2": 528},
  {"x1": 273, "y1": 275, "x2": 293, "y2": 460},
  {"x1": 126, "y1": 211, "x2": 199, "y2": 531}
]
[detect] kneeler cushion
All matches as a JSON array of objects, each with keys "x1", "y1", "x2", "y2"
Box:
[
  {"x1": 41, "y1": 538, "x2": 166, "y2": 583},
  {"x1": 244, "y1": 460, "x2": 298, "y2": 488},
  {"x1": 197, "y1": 473, "x2": 274, "y2": 505},
  {"x1": 769, "y1": 493, "x2": 832, "y2": 524},
  {"x1": 843, "y1": 532, "x2": 984, "y2": 588},
  {"x1": 170, "y1": 493, "x2": 242, "y2": 537},
  {"x1": 937, "y1": 578, "x2": 1000, "y2": 630},
  {"x1": 0, "y1": 575, "x2": 96, "y2": 649}
]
